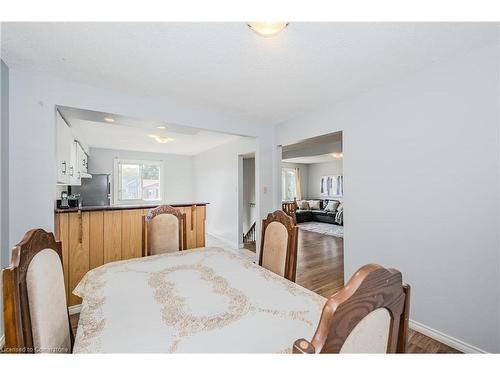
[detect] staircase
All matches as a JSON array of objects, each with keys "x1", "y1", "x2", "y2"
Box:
[{"x1": 243, "y1": 222, "x2": 256, "y2": 252}]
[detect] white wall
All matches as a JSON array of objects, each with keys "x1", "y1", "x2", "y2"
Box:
[
  {"x1": 242, "y1": 157, "x2": 256, "y2": 234},
  {"x1": 7, "y1": 69, "x2": 278, "y2": 252},
  {"x1": 193, "y1": 137, "x2": 257, "y2": 248},
  {"x1": 88, "y1": 147, "x2": 194, "y2": 203},
  {"x1": 0, "y1": 58, "x2": 9, "y2": 342},
  {"x1": 281, "y1": 162, "x2": 309, "y2": 199},
  {"x1": 307, "y1": 160, "x2": 343, "y2": 199},
  {"x1": 276, "y1": 44, "x2": 500, "y2": 352}
]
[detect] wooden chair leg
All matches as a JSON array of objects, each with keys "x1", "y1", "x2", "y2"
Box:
[{"x1": 397, "y1": 284, "x2": 411, "y2": 353}]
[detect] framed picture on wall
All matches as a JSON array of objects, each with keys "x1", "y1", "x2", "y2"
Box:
[{"x1": 320, "y1": 175, "x2": 343, "y2": 197}]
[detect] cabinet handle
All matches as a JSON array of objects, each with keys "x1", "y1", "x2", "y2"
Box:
[
  {"x1": 62, "y1": 161, "x2": 67, "y2": 174},
  {"x1": 78, "y1": 212, "x2": 83, "y2": 244},
  {"x1": 70, "y1": 166, "x2": 74, "y2": 177},
  {"x1": 191, "y1": 205, "x2": 195, "y2": 231}
]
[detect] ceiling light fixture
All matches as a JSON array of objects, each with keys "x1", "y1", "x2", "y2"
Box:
[
  {"x1": 104, "y1": 117, "x2": 115, "y2": 123},
  {"x1": 247, "y1": 22, "x2": 289, "y2": 38},
  {"x1": 149, "y1": 134, "x2": 174, "y2": 144},
  {"x1": 156, "y1": 125, "x2": 167, "y2": 130},
  {"x1": 331, "y1": 152, "x2": 343, "y2": 159}
]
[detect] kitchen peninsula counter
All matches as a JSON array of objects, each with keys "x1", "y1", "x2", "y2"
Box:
[
  {"x1": 54, "y1": 202, "x2": 209, "y2": 213},
  {"x1": 54, "y1": 202, "x2": 208, "y2": 306}
]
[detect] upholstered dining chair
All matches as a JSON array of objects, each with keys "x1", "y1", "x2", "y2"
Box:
[
  {"x1": 293, "y1": 264, "x2": 411, "y2": 354},
  {"x1": 2, "y1": 228, "x2": 73, "y2": 354},
  {"x1": 143, "y1": 205, "x2": 187, "y2": 256},
  {"x1": 259, "y1": 210, "x2": 299, "y2": 282}
]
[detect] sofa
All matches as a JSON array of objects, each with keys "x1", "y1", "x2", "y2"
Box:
[{"x1": 295, "y1": 199, "x2": 343, "y2": 225}]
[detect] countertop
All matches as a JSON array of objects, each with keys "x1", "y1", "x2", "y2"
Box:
[{"x1": 54, "y1": 202, "x2": 209, "y2": 213}]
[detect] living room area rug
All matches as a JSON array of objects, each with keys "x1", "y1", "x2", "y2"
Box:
[{"x1": 298, "y1": 221, "x2": 344, "y2": 238}]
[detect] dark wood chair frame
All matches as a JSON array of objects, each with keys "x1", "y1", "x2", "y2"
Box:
[
  {"x1": 281, "y1": 198, "x2": 298, "y2": 223},
  {"x1": 143, "y1": 205, "x2": 187, "y2": 256},
  {"x1": 258, "y1": 210, "x2": 299, "y2": 282},
  {"x1": 2, "y1": 228, "x2": 74, "y2": 353},
  {"x1": 293, "y1": 264, "x2": 411, "y2": 354}
]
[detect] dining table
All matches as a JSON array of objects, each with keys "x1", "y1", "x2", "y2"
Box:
[{"x1": 72, "y1": 247, "x2": 326, "y2": 353}]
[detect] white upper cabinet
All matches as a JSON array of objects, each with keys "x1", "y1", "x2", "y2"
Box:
[
  {"x1": 56, "y1": 110, "x2": 72, "y2": 184},
  {"x1": 70, "y1": 141, "x2": 89, "y2": 184},
  {"x1": 56, "y1": 110, "x2": 89, "y2": 185},
  {"x1": 76, "y1": 141, "x2": 88, "y2": 174},
  {"x1": 69, "y1": 140, "x2": 80, "y2": 185}
]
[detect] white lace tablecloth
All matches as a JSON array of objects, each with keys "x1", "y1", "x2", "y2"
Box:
[{"x1": 73, "y1": 247, "x2": 325, "y2": 353}]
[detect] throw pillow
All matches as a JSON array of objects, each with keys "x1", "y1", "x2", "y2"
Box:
[
  {"x1": 297, "y1": 200, "x2": 310, "y2": 210},
  {"x1": 337, "y1": 202, "x2": 343, "y2": 212},
  {"x1": 308, "y1": 200, "x2": 321, "y2": 210},
  {"x1": 325, "y1": 200, "x2": 340, "y2": 212}
]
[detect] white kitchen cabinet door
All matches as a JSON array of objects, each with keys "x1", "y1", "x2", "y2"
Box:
[
  {"x1": 76, "y1": 142, "x2": 88, "y2": 174},
  {"x1": 69, "y1": 141, "x2": 82, "y2": 186},
  {"x1": 56, "y1": 110, "x2": 71, "y2": 184}
]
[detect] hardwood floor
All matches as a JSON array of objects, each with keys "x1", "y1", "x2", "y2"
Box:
[
  {"x1": 407, "y1": 329, "x2": 460, "y2": 353},
  {"x1": 243, "y1": 241, "x2": 256, "y2": 252},
  {"x1": 70, "y1": 313, "x2": 79, "y2": 336},
  {"x1": 68, "y1": 227, "x2": 460, "y2": 354},
  {"x1": 295, "y1": 228, "x2": 344, "y2": 298}
]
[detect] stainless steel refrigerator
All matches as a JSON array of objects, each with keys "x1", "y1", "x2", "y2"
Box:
[{"x1": 72, "y1": 174, "x2": 111, "y2": 206}]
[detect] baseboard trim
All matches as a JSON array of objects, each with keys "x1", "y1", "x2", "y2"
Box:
[
  {"x1": 206, "y1": 232, "x2": 239, "y2": 250},
  {"x1": 68, "y1": 304, "x2": 82, "y2": 315},
  {"x1": 409, "y1": 319, "x2": 487, "y2": 353}
]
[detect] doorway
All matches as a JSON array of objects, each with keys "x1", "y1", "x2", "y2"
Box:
[
  {"x1": 239, "y1": 153, "x2": 257, "y2": 253},
  {"x1": 281, "y1": 131, "x2": 344, "y2": 297}
]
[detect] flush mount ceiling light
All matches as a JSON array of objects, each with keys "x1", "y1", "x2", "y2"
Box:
[
  {"x1": 104, "y1": 117, "x2": 115, "y2": 123},
  {"x1": 156, "y1": 125, "x2": 167, "y2": 130},
  {"x1": 331, "y1": 152, "x2": 343, "y2": 159},
  {"x1": 247, "y1": 22, "x2": 289, "y2": 37},
  {"x1": 149, "y1": 134, "x2": 174, "y2": 144}
]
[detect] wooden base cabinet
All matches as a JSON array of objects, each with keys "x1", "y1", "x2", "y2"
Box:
[
  {"x1": 55, "y1": 211, "x2": 90, "y2": 306},
  {"x1": 121, "y1": 209, "x2": 143, "y2": 260},
  {"x1": 103, "y1": 211, "x2": 122, "y2": 264},
  {"x1": 178, "y1": 205, "x2": 206, "y2": 249},
  {"x1": 89, "y1": 211, "x2": 104, "y2": 270},
  {"x1": 54, "y1": 204, "x2": 207, "y2": 307}
]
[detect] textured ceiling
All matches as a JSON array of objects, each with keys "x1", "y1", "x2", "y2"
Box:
[{"x1": 2, "y1": 22, "x2": 497, "y2": 124}]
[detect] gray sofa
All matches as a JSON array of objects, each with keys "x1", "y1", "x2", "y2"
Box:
[{"x1": 295, "y1": 199, "x2": 343, "y2": 225}]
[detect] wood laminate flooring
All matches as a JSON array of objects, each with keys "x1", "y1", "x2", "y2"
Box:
[
  {"x1": 69, "y1": 228, "x2": 460, "y2": 354},
  {"x1": 243, "y1": 241, "x2": 256, "y2": 252},
  {"x1": 295, "y1": 229, "x2": 344, "y2": 298}
]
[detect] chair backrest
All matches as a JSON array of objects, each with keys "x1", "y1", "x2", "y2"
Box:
[
  {"x1": 144, "y1": 205, "x2": 186, "y2": 256},
  {"x1": 2, "y1": 228, "x2": 73, "y2": 353},
  {"x1": 293, "y1": 264, "x2": 411, "y2": 354},
  {"x1": 259, "y1": 210, "x2": 298, "y2": 281}
]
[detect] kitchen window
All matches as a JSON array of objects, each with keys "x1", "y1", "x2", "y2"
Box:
[{"x1": 113, "y1": 159, "x2": 163, "y2": 205}]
